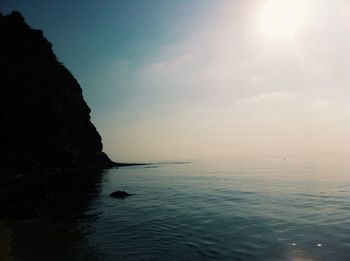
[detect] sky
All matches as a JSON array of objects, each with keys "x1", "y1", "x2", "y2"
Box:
[{"x1": 1, "y1": 0, "x2": 350, "y2": 162}]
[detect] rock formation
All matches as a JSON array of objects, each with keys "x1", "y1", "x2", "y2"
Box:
[
  {"x1": 0, "y1": 11, "x2": 116, "y2": 171},
  {"x1": 110, "y1": 190, "x2": 131, "y2": 198}
]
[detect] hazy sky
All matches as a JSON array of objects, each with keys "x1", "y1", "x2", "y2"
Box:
[{"x1": 1, "y1": 0, "x2": 350, "y2": 161}]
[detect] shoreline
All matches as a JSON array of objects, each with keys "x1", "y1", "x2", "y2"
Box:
[
  {"x1": 0, "y1": 162, "x2": 149, "y2": 260},
  {"x1": 0, "y1": 221, "x2": 17, "y2": 261}
]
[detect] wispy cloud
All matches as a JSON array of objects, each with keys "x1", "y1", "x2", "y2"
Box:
[{"x1": 93, "y1": 1, "x2": 350, "y2": 161}]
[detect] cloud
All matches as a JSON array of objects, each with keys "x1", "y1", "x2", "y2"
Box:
[{"x1": 96, "y1": 1, "x2": 350, "y2": 160}]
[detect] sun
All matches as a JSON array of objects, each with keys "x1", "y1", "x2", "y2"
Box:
[{"x1": 259, "y1": 0, "x2": 308, "y2": 38}]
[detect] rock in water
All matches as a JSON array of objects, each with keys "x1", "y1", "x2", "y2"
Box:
[
  {"x1": 110, "y1": 191, "x2": 131, "y2": 198},
  {"x1": 0, "y1": 11, "x2": 116, "y2": 171}
]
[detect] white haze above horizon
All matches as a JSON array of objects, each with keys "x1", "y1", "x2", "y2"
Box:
[
  {"x1": 2, "y1": 0, "x2": 349, "y2": 162},
  {"x1": 96, "y1": 0, "x2": 350, "y2": 161}
]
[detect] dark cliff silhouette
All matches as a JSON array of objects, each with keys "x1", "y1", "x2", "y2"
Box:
[{"x1": 0, "y1": 11, "x2": 116, "y2": 170}]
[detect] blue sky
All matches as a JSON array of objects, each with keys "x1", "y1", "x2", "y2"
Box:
[
  {"x1": 0, "y1": 0, "x2": 213, "y2": 102},
  {"x1": 2, "y1": 0, "x2": 350, "y2": 161}
]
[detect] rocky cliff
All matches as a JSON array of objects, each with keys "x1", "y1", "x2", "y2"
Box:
[{"x1": 0, "y1": 11, "x2": 116, "y2": 170}]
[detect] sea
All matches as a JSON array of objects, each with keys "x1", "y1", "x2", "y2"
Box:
[{"x1": 6, "y1": 156, "x2": 350, "y2": 260}]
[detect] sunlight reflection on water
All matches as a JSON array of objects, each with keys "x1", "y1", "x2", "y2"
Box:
[
  {"x1": 85, "y1": 156, "x2": 350, "y2": 260},
  {"x1": 7, "y1": 156, "x2": 350, "y2": 260}
]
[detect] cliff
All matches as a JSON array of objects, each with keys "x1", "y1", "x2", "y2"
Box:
[{"x1": 0, "y1": 11, "x2": 116, "y2": 171}]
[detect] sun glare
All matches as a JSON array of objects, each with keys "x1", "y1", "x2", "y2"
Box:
[{"x1": 260, "y1": 0, "x2": 308, "y2": 38}]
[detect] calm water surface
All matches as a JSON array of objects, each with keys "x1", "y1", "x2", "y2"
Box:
[{"x1": 8, "y1": 157, "x2": 350, "y2": 260}]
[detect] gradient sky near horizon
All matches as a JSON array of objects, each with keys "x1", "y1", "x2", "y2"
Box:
[{"x1": 1, "y1": 0, "x2": 350, "y2": 162}]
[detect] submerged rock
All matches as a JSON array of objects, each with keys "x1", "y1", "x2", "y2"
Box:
[{"x1": 110, "y1": 191, "x2": 131, "y2": 198}]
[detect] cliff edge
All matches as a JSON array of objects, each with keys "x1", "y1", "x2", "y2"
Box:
[{"x1": 0, "y1": 11, "x2": 116, "y2": 171}]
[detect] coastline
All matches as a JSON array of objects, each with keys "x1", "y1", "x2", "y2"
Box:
[
  {"x1": 0, "y1": 161, "x2": 151, "y2": 260},
  {"x1": 0, "y1": 221, "x2": 17, "y2": 261}
]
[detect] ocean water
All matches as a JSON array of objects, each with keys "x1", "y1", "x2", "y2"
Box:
[{"x1": 8, "y1": 156, "x2": 350, "y2": 260}]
